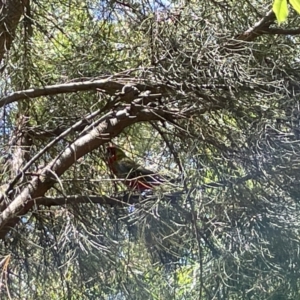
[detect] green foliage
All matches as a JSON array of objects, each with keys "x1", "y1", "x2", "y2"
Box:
[
  {"x1": 3, "y1": 0, "x2": 300, "y2": 299},
  {"x1": 273, "y1": 0, "x2": 300, "y2": 23},
  {"x1": 273, "y1": 0, "x2": 289, "y2": 23}
]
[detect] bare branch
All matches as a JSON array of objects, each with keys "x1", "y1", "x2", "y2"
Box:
[
  {"x1": 35, "y1": 195, "x2": 140, "y2": 206},
  {"x1": 0, "y1": 77, "x2": 170, "y2": 108},
  {"x1": 237, "y1": 9, "x2": 275, "y2": 41},
  {"x1": 258, "y1": 28, "x2": 300, "y2": 35},
  {"x1": 226, "y1": 9, "x2": 276, "y2": 49}
]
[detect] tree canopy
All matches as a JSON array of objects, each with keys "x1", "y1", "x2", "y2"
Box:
[{"x1": 1, "y1": 0, "x2": 300, "y2": 298}]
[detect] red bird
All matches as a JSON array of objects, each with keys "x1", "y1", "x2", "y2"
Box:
[{"x1": 106, "y1": 145, "x2": 166, "y2": 191}]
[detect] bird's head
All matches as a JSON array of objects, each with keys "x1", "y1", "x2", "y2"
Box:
[{"x1": 106, "y1": 146, "x2": 127, "y2": 160}]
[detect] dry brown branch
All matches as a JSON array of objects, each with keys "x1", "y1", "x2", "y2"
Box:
[
  {"x1": 227, "y1": 8, "x2": 300, "y2": 48},
  {"x1": 236, "y1": 9, "x2": 276, "y2": 41},
  {"x1": 225, "y1": 9, "x2": 276, "y2": 50},
  {"x1": 35, "y1": 195, "x2": 140, "y2": 206},
  {"x1": 0, "y1": 77, "x2": 171, "y2": 108},
  {"x1": 258, "y1": 28, "x2": 300, "y2": 35}
]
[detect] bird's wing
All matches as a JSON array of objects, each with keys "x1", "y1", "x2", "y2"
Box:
[
  {"x1": 113, "y1": 157, "x2": 164, "y2": 182},
  {"x1": 112, "y1": 157, "x2": 141, "y2": 178}
]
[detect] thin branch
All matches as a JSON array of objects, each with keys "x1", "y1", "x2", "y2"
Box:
[
  {"x1": 151, "y1": 122, "x2": 184, "y2": 174},
  {"x1": 35, "y1": 195, "x2": 140, "y2": 206},
  {"x1": 202, "y1": 172, "x2": 262, "y2": 189},
  {"x1": 27, "y1": 122, "x2": 88, "y2": 139},
  {"x1": 239, "y1": 9, "x2": 275, "y2": 40},
  {"x1": 258, "y1": 28, "x2": 300, "y2": 35},
  {"x1": 226, "y1": 9, "x2": 276, "y2": 49},
  {"x1": 0, "y1": 77, "x2": 169, "y2": 108},
  {"x1": 2, "y1": 108, "x2": 107, "y2": 196}
]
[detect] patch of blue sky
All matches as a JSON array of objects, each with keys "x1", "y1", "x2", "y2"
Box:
[{"x1": 89, "y1": 0, "x2": 175, "y2": 22}]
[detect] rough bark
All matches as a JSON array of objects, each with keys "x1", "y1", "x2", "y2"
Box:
[{"x1": 0, "y1": 0, "x2": 25, "y2": 64}]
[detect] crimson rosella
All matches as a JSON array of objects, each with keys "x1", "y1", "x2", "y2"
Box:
[{"x1": 106, "y1": 145, "x2": 166, "y2": 191}]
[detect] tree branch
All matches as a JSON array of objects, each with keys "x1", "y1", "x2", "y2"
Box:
[
  {"x1": 237, "y1": 9, "x2": 275, "y2": 41},
  {"x1": 0, "y1": 0, "x2": 25, "y2": 64},
  {"x1": 258, "y1": 28, "x2": 300, "y2": 35},
  {"x1": 226, "y1": 9, "x2": 276, "y2": 49},
  {"x1": 35, "y1": 195, "x2": 140, "y2": 206},
  {"x1": 0, "y1": 104, "x2": 183, "y2": 239},
  {"x1": 28, "y1": 122, "x2": 89, "y2": 139},
  {"x1": 0, "y1": 77, "x2": 170, "y2": 108}
]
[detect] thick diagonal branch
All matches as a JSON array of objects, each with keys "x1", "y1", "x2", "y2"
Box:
[{"x1": 0, "y1": 105, "x2": 182, "y2": 239}]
